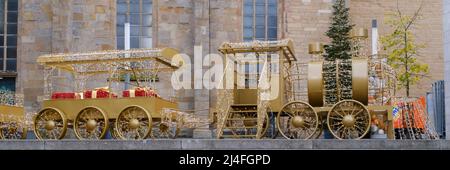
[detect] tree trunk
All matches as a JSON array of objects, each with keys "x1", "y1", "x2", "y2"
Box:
[{"x1": 404, "y1": 31, "x2": 410, "y2": 97}]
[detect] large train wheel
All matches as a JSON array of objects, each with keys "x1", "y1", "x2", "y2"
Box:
[
  {"x1": 34, "y1": 108, "x2": 67, "y2": 140},
  {"x1": 327, "y1": 100, "x2": 371, "y2": 139},
  {"x1": 277, "y1": 101, "x2": 319, "y2": 139},
  {"x1": 115, "y1": 106, "x2": 152, "y2": 140},
  {"x1": 74, "y1": 107, "x2": 109, "y2": 140},
  {"x1": 0, "y1": 122, "x2": 27, "y2": 139}
]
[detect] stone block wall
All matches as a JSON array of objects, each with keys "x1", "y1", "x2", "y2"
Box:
[{"x1": 17, "y1": 0, "x2": 116, "y2": 113}]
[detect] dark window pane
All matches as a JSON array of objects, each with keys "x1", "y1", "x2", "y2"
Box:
[
  {"x1": 255, "y1": 28, "x2": 265, "y2": 39},
  {"x1": 7, "y1": 0, "x2": 18, "y2": 11},
  {"x1": 244, "y1": 37, "x2": 253, "y2": 42},
  {"x1": 7, "y1": 47, "x2": 16, "y2": 58},
  {"x1": 130, "y1": 37, "x2": 140, "y2": 48},
  {"x1": 0, "y1": 77, "x2": 16, "y2": 92},
  {"x1": 0, "y1": 2, "x2": 4, "y2": 35},
  {"x1": 244, "y1": 4, "x2": 253, "y2": 15},
  {"x1": 0, "y1": 48, "x2": 3, "y2": 58},
  {"x1": 268, "y1": 28, "x2": 277, "y2": 39},
  {"x1": 117, "y1": 14, "x2": 126, "y2": 24},
  {"x1": 143, "y1": 4, "x2": 152, "y2": 14},
  {"x1": 130, "y1": 0, "x2": 140, "y2": 4},
  {"x1": 143, "y1": 0, "x2": 152, "y2": 4},
  {"x1": 0, "y1": 59, "x2": 3, "y2": 70},
  {"x1": 255, "y1": 16, "x2": 265, "y2": 26},
  {"x1": 244, "y1": 28, "x2": 253, "y2": 38},
  {"x1": 255, "y1": 5, "x2": 265, "y2": 14},
  {"x1": 6, "y1": 58, "x2": 16, "y2": 71},
  {"x1": 141, "y1": 26, "x2": 151, "y2": 37},
  {"x1": 7, "y1": 36, "x2": 16, "y2": 46},
  {"x1": 130, "y1": 26, "x2": 140, "y2": 36},
  {"x1": 130, "y1": 14, "x2": 140, "y2": 25},
  {"x1": 7, "y1": 24, "x2": 17, "y2": 34},
  {"x1": 142, "y1": 15, "x2": 152, "y2": 26},
  {"x1": 130, "y1": 3, "x2": 140, "y2": 13},
  {"x1": 244, "y1": 16, "x2": 253, "y2": 27},
  {"x1": 117, "y1": 37, "x2": 124, "y2": 49},
  {"x1": 0, "y1": 36, "x2": 3, "y2": 45},
  {"x1": 117, "y1": 25, "x2": 124, "y2": 36},
  {"x1": 268, "y1": 5, "x2": 277, "y2": 16},
  {"x1": 117, "y1": 3, "x2": 128, "y2": 14},
  {"x1": 7, "y1": 12, "x2": 18, "y2": 23},
  {"x1": 268, "y1": 16, "x2": 277, "y2": 26},
  {"x1": 255, "y1": 0, "x2": 265, "y2": 5}
]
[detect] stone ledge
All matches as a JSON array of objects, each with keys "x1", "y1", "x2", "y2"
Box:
[{"x1": 1, "y1": 140, "x2": 450, "y2": 150}]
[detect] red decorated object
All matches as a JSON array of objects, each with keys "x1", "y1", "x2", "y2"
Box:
[
  {"x1": 123, "y1": 88, "x2": 160, "y2": 98},
  {"x1": 51, "y1": 92, "x2": 76, "y2": 100},
  {"x1": 84, "y1": 89, "x2": 117, "y2": 99}
]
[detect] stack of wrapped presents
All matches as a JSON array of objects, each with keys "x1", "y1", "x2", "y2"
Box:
[{"x1": 123, "y1": 87, "x2": 160, "y2": 98}]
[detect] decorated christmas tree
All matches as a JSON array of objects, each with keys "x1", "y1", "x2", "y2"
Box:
[{"x1": 323, "y1": 0, "x2": 354, "y2": 104}]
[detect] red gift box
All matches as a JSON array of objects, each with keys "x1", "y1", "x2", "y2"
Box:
[
  {"x1": 51, "y1": 92, "x2": 76, "y2": 100},
  {"x1": 123, "y1": 88, "x2": 160, "y2": 98},
  {"x1": 84, "y1": 89, "x2": 117, "y2": 99}
]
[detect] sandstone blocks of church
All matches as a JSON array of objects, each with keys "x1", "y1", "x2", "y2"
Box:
[{"x1": 17, "y1": 0, "x2": 115, "y2": 113}]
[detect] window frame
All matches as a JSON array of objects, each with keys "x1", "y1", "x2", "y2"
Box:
[
  {"x1": 0, "y1": 0, "x2": 18, "y2": 72},
  {"x1": 242, "y1": 0, "x2": 278, "y2": 42},
  {"x1": 116, "y1": 0, "x2": 153, "y2": 50}
]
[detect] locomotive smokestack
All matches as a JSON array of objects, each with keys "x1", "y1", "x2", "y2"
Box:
[{"x1": 372, "y1": 19, "x2": 378, "y2": 57}]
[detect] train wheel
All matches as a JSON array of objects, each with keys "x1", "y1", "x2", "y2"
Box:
[
  {"x1": 0, "y1": 121, "x2": 27, "y2": 139},
  {"x1": 115, "y1": 106, "x2": 152, "y2": 140},
  {"x1": 34, "y1": 108, "x2": 67, "y2": 140},
  {"x1": 74, "y1": 107, "x2": 109, "y2": 140},
  {"x1": 327, "y1": 100, "x2": 371, "y2": 139},
  {"x1": 151, "y1": 119, "x2": 179, "y2": 139},
  {"x1": 277, "y1": 101, "x2": 319, "y2": 139}
]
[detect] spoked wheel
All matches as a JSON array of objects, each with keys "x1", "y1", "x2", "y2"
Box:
[
  {"x1": 277, "y1": 101, "x2": 319, "y2": 139},
  {"x1": 151, "y1": 118, "x2": 179, "y2": 139},
  {"x1": 327, "y1": 100, "x2": 371, "y2": 139},
  {"x1": 0, "y1": 121, "x2": 27, "y2": 139},
  {"x1": 227, "y1": 112, "x2": 270, "y2": 138},
  {"x1": 34, "y1": 108, "x2": 67, "y2": 140},
  {"x1": 115, "y1": 106, "x2": 152, "y2": 140},
  {"x1": 74, "y1": 107, "x2": 109, "y2": 140}
]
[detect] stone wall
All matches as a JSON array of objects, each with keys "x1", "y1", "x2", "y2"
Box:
[{"x1": 17, "y1": 0, "x2": 116, "y2": 113}]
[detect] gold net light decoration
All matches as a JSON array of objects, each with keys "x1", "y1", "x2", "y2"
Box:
[{"x1": 350, "y1": 28, "x2": 369, "y2": 58}]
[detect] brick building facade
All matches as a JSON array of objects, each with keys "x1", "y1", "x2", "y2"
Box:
[{"x1": 0, "y1": 0, "x2": 446, "y2": 138}]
